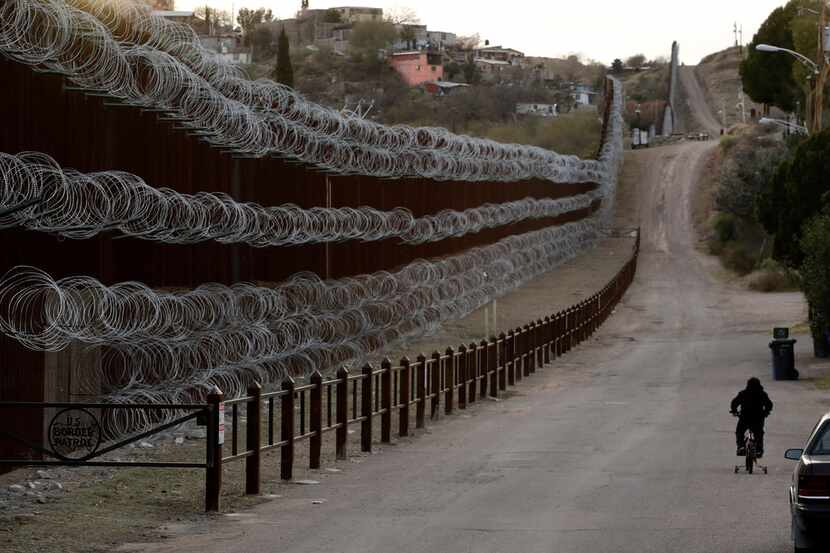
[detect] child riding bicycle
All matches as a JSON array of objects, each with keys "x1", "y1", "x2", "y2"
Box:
[{"x1": 730, "y1": 377, "x2": 774, "y2": 457}]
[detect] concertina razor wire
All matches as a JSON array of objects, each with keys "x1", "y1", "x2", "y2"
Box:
[
  {"x1": 0, "y1": 220, "x2": 597, "y2": 411},
  {"x1": 0, "y1": 0, "x2": 626, "y2": 427},
  {"x1": 0, "y1": 0, "x2": 623, "y2": 185},
  {"x1": 0, "y1": 151, "x2": 601, "y2": 245}
]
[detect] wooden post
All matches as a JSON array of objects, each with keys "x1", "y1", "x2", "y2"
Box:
[
  {"x1": 245, "y1": 382, "x2": 262, "y2": 495},
  {"x1": 381, "y1": 359, "x2": 392, "y2": 443},
  {"x1": 490, "y1": 337, "x2": 499, "y2": 396},
  {"x1": 445, "y1": 347, "x2": 454, "y2": 414},
  {"x1": 309, "y1": 370, "x2": 322, "y2": 469},
  {"x1": 431, "y1": 351, "x2": 441, "y2": 419},
  {"x1": 479, "y1": 339, "x2": 489, "y2": 398},
  {"x1": 361, "y1": 364, "x2": 373, "y2": 453},
  {"x1": 523, "y1": 324, "x2": 531, "y2": 377},
  {"x1": 411, "y1": 355, "x2": 424, "y2": 428},
  {"x1": 280, "y1": 377, "x2": 295, "y2": 480},
  {"x1": 205, "y1": 388, "x2": 224, "y2": 512},
  {"x1": 399, "y1": 357, "x2": 410, "y2": 436},
  {"x1": 336, "y1": 367, "x2": 348, "y2": 460},
  {"x1": 507, "y1": 330, "x2": 516, "y2": 386}
]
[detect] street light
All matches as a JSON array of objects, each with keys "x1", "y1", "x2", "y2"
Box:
[
  {"x1": 755, "y1": 44, "x2": 819, "y2": 73},
  {"x1": 756, "y1": 41, "x2": 827, "y2": 132},
  {"x1": 759, "y1": 117, "x2": 808, "y2": 135}
]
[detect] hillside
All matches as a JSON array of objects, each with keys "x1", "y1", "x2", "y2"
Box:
[{"x1": 694, "y1": 46, "x2": 764, "y2": 129}]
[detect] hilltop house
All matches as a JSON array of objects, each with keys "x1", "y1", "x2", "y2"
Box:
[{"x1": 389, "y1": 51, "x2": 444, "y2": 86}]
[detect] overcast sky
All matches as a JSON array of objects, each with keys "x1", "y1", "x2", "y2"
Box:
[{"x1": 176, "y1": 0, "x2": 787, "y2": 65}]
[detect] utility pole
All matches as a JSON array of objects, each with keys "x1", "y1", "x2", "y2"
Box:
[
  {"x1": 814, "y1": 3, "x2": 828, "y2": 132},
  {"x1": 733, "y1": 22, "x2": 739, "y2": 47}
]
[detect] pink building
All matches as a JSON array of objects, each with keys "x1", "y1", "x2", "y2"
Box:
[{"x1": 389, "y1": 51, "x2": 444, "y2": 86}]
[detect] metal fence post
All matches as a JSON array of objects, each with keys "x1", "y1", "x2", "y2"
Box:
[
  {"x1": 431, "y1": 351, "x2": 441, "y2": 419},
  {"x1": 445, "y1": 347, "x2": 454, "y2": 414},
  {"x1": 361, "y1": 364, "x2": 373, "y2": 453},
  {"x1": 399, "y1": 357, "x2": 410, "y2": 436},
  {"x1": 498, "y1": 333, "x2": 507, "y2": 390},
  {"x1": 479, "y1": 339, "x2": 489, "y2": 398},
  {"x1": 205, "y1": 388, "x2": 224, "y2": 512},
  {"x1": 489, "y1": 337, "x2": 498, "y2": 398},
  {"x1": 336, "y1": 367, "x2": 349, "y2": 460},
  {"x1": 381, "y1": 359, "x2": 392, "y2": 443},
  {"x1": 416, "y1": 355, "x2": 426, "y2": 429},
  {"x1": 280, "y1": 376, "x2": 295, "y2": 480},
  {"x1": 310, "y1": 370, "x2": 322, "y2": 469},
  {"x1": 543, "y1": 316, "x2": 552, "y2": 365},
  {"x1": 457, "y1": 345, "x2": 467, "y2": 409},
  {"x1": 468, "y1": 342, "x2": 478, "y2": 403},
  {"x1": 507, "y1": 331, "x2": 516, "y2": 386},
  {"x1": 245, "y1": 382, "x2": 261, "y2": 495}
]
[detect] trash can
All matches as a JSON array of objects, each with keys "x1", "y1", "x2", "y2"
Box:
[{"x1": 770, "y1": 338, "x2": 798, "y2": 380}]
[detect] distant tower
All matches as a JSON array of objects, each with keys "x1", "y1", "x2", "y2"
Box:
[{"x1": 733, "y1": 22, "x2": 738, "y2": 47}]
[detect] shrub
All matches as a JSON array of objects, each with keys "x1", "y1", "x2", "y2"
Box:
[
  {"x1": 722, "y1": 243, "x2": 756, "y2": 275},
  {"x1": 801, "y1": 213, "x2": 830, "y2": 341},
  {"x1": 748, "y1": 267, "x2": 798, "y2": 292},
  {"x1": 708, "y1": 237, "x2": 725, "y2": 255},
  {"x1": 748, "y1": 270, "x2": 786, "y2": 292},
  {"x1": 720, "y1": 135, "x2": 738, "y2": 153},
  {"x1": 713, "y1": 213, "x2": 737, "y2": 242}
]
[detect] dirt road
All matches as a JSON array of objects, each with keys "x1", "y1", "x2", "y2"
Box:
[
  {"x1": 130, "y1": 74, "x2": 819, "y2": 553},
  {"x1": 680, "y1": 66, "x2": 724, "y2": 135}
]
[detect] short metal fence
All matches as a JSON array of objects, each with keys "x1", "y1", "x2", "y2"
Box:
[
  {"x1": 213, "y1": 229, "x2": 640, "y2": 510},
  {"x1": 0, "y1": 230, "x2": 639, "y2": 512}
]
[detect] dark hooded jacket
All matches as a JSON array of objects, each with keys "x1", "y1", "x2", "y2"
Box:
[{"x1": 730, "y1": 378, "x2": 773, "y2": 422}]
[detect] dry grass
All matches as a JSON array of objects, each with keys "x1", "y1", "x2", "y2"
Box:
[{"x1": 694, "y1": 46, "x2": 768, "y2": 129}]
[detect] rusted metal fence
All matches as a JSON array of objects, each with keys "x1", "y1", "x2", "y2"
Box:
[{"x1": 210, "y1": 230, "x2": 640, "y2": 511}]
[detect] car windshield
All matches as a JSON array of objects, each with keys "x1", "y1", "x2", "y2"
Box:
[{"x1": 808, "y1": 421, "x2": 830, "y2": 455}]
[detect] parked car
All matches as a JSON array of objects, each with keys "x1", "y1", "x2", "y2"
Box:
[{"x1": 786, "y1": 412, "x2": 830, "y2": 551}]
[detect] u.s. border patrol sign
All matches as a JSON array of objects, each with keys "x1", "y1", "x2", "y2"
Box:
[{"x1": 48, "y1": 408, "x2": 102, "y2": 460}]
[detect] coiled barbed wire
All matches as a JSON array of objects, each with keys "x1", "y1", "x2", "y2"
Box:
[
  {"x1": 0, "y1": 219, "x2": 598, "y2": 415},
  {"x1": 0, "y1": 0, "x2": 626, "y2": 431},
  {"x1": 0, "y1": 0, "x2": 624, "y2": 185},
  {"x1": 0, "y1": 151, "x2": 600, "y2": 245}
]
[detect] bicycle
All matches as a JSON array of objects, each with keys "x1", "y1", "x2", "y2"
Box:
[{"x1": 731, "y1": 411, "x2": 768, "y2": 475}]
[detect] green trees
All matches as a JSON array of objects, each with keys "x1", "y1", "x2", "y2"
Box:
[
  {"x1": 740, "y1": 5, "x2": 801, "y2": 111},
  {"x1": 611, "y1": 59, "x2": 624, "y2": 74},
  {"x1": 801, "y1": 211, "x2": 830, "y2": 354},
  {"x1": 274, "y1": 27, "x2": 294, "y2": 88},
  {"x1": 758, "y1": 128, "x2": 830, "y2": 265},
  {"x1": 349, "y1": 20, "x2": 398, "y2": 58}
]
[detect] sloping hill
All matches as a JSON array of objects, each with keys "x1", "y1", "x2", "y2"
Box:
[{"x1": 693, "y1": 46, "x2": 765, "y2": 129}]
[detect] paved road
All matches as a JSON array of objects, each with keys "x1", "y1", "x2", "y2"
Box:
[{"x1": 138, "y1": 77, "x2": 820, "y2": 553}]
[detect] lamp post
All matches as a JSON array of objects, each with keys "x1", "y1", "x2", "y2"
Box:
[
  {"x1": 756, "y1": 3, "x2": 828, "y2": 132},
  {"x1": 759, "y1": 117, "x2": 808, "y2": 135},
  {"x1": 756, "y1": 43, "x2": 824, "y2": 132}
]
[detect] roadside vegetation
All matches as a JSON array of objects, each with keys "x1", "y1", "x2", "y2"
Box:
[
  {"x1": 709, "y1": 0, "x2": 830, "y2": 356},
  {"x1": 705, "y1": 125, "x2": 797, "y2": 289},
  {"x1": 705, "y1": 124, "x2": 830, "y2": 355}
]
